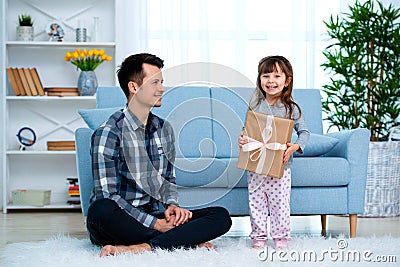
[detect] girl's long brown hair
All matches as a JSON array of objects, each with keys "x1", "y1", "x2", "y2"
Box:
[{"x1": 251, "y1": 55, "x2": 301, "y2": 119}]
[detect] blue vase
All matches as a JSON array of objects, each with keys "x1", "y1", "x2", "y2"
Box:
[{"x1": 77, "y1": 71, "x2": 98, "y2": 96}]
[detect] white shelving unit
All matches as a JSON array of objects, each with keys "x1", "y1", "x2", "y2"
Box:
[{"x1": 1, "y1": 0, "x2": 118, "y2": 213}]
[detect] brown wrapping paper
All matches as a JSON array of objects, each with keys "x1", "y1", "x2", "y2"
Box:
[{"x1": 237, "y1": 110, "x2": 294, "y2": 178}]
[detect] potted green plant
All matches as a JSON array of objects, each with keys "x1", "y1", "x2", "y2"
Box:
[
  {"x1": 321, "y1": 0, "x2": 400, "y2": 217},
  {"x1": 321, "y1": 0, "x2": 400, "y2": 142},
  {"x1": 17, "y1": 14, "x2": 34, "y2": 41}
]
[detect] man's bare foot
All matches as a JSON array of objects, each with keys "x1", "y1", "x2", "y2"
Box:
[
  {"x1": 100, "y1": 243, "x2": 152, "y2": 257},
  {"x1": 196, "y1": 242, "x2": 215, "y2": 250}
]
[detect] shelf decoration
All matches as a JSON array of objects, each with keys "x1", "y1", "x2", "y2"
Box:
[
  {"x1": 17, "y1": 14, "x2": 34, "y2": 41},
  {"x1": 16, "y1": 127, "x2": 37, "y2": 150},
  {"x1": 77, "y1": 71, "x2": 98, "y2": 96},
  {"x1": 48, "y1": 23, "x2": 64, "y2": 42},
  {"x1": 64, "y1": 48, "x2": 112, "y2": 96}
]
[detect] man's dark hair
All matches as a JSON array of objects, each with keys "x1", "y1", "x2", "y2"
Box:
[{"x1": 117, "y1": 53, "x2": 164, "y2": 98}]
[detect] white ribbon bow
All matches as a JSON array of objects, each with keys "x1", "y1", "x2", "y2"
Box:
[{"x1": 242, "y1": 115, "x2": 287, "y2": 174}]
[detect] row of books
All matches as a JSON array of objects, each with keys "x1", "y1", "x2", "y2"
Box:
[
  {"x1": 47, "y1": 141, "x2": 76, "y2": 151},
  {"x1": 6, "y1": 67, "x2": 45, "y2": 96},
  {"x1": 6, "y1": 67, "x2": 80, "y2": 97}
]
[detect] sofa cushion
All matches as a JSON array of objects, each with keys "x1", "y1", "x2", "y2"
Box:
[
  {"x1": 210, "y1": 87, "x2": 253, "y2": 158},
  {"x1": 78, "y1": 107, "x2": 122, "y2": 130},
  {"x1": 218, "y1": 158, "x2": 247, "y2": 188},
  {"x1": 291, "y1": 157, "x2": 350, "y2": 186},
  {"x1": 292, "y1": 89, "x2": 323, "y2": 134},
  {"x1": 291, "y1": 187, "x2": 348, "y2": 214},
  {"x1": 226, "y1": 157, "x2": 350, "y2": 188},
  {"x1": 96, "y1": 86, "x2": 126, "y2": 108},
  {"x1": 293, "y1": 133, "x2": 339, "y2": 157},
  {"x1": 152, "y1": 86, "x2": 214, "y2": 158},
  {"x1": 174, "y1": 158, "x2": 228, "y2": 187}
]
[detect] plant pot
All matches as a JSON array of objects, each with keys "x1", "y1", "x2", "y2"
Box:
[
  {"x1": 77, "y1": 71, "x2": 98, "y2": 96},
  {"x1": 17, "y1": 26, "x2": 34, "y2": 41}
]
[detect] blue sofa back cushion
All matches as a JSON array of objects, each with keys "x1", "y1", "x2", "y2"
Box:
[
  {"x1": 293, "y1": 133, "x2": 339, "y2": 157},
  {"x1": 78, "y1": 107, "x2": 123, "y2": 130},
  {"x1": 292, "y1": 89, "x2": 323, "y2": 134},
  {"x1": 151, "y1": 86, "x2": 214, "y2": 158},
  {"x1": 96, "y1": 86, "x2": 126, "y2": 108}
]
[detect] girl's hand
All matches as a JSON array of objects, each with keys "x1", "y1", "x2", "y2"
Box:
[
  {"x1": 283, "y1": 143, "x2": 299, "y2": 163},
  {"x1": 238, "y1": 132, "x2": 248, "y2": 148}
]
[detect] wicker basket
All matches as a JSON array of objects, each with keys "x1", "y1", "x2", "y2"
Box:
[{"x1": 362, "y1": 127, "x2": 400, "y2": 217}]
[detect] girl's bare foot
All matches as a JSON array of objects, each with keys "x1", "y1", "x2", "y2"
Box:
[{"x1": 100, "y1": 243, "x2": 152, "y2": 257}]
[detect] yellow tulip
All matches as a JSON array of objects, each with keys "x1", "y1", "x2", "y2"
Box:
[{"x1": 65, "y1": 47, "x2": 111, "y2": 71}]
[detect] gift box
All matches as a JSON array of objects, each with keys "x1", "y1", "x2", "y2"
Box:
[{"x1": 237, "y1": 110, "x2": 294, "y2": 178}]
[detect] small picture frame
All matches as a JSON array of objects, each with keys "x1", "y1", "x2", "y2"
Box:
[{"x1": 48, "y1": 23, "x2": 64, "y2": 42}]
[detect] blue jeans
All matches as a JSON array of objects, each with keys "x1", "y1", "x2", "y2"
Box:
[{"x1": 86, "y1": 198, "x2": 232, "y2": 250}]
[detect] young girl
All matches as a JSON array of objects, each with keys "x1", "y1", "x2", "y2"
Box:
[{"x1": 239, "y1": 55, "x2": 309, "y2": 249}]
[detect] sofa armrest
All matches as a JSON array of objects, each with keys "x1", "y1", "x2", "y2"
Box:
[
  {"x1": 75, "y1": 127, "x2": 94, "y2": 216},
  {"x1": 325, "y1": 128, "x2": 370, "y2": 214}
]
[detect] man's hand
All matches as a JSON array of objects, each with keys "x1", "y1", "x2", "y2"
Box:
[
  {"x1": 283, "y1": 143, "x2": 299, "y2": 164},
  {"x1": 165, "y1": 205, "x2": 192, "y2": 226},
  {"x1": 154, "y1": 215, "x2": 176, "y2": 233}
]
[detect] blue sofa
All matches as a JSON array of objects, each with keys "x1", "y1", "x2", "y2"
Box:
[{"x1": 75, "y1": 86, "x2": 370, "y2": 237}]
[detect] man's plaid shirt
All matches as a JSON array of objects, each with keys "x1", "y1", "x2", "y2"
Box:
[{"x1": 90, "y1": 107, "x2": 178, "y2": 228}]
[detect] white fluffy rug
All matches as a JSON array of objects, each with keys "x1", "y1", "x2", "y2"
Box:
[{"x1": 2, "y1": 235, "x2": 399, "y2": 267}]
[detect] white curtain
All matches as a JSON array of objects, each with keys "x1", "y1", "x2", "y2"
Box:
[{"x1": 116, "y1": 0, "x2": 399, "y2": 89}]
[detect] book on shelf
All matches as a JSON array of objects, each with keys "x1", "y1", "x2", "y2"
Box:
[
  {"x1": 11, "y1": 68, "x2": 27, "y2": 96},
  {"x1": 45, "y1": 87, "x2": 80, "y2": 96},
  {"x1": 67, "y1": 177, "x2": 79, "y2": 186},
  {"x1": 46, "y1": 91, "x2": 80, "y2": 96},
  {"x1": 47, "y1": 141, "x2": 75, "y2": 146},
  {"x1": 6, "y1": 68, "x2": 21, "y2": 96},
  {"x1": 17, "y1": 68, "x2": 32, "y2": 96},
  {"x1": 47, "y1": 146, "x2": 76, "y2": 151},
  {"x1": 29, "y1": 68, "x2": 45, "y2": 96},
  {"x1": 45, "y1": 87, "x2": 80, "y2": 92},
  {"x1": 23, "y1": 68, "x2": 39, "y2": 96},
  {"x1": 47, "y1": 140, "x2": 76, "y2": 151}
]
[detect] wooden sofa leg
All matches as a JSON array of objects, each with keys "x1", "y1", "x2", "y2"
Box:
[
  {"x1": 349, "y1": 214, "x2": 357, "y2": 238},
  {"x1": 321, "y1": 215, "x2": 327, "y2": 237}
]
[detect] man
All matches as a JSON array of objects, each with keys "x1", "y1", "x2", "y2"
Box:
[{"x1": 86, "y1": 53, "x2": 232, "y2": 256}]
